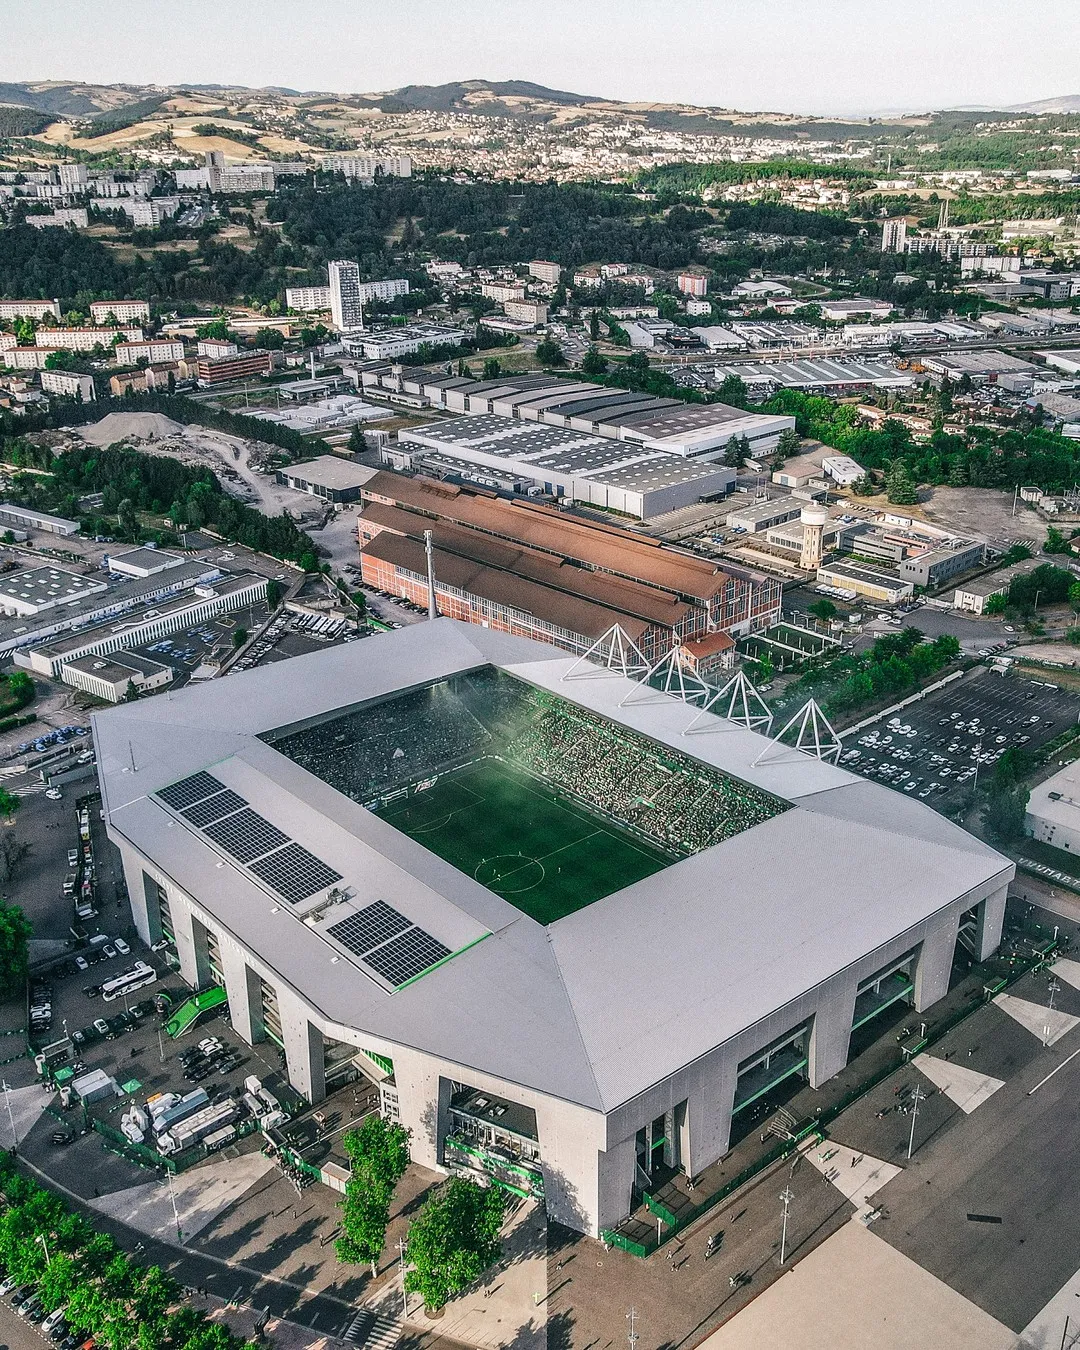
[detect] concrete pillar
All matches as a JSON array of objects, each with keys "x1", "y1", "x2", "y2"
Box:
[
  {"x1": 128, "y1": 863, "x2": 158, "y2": 948},
  {"x1": 218, "y1": 941, "x2": 263, "y2": 1046},
  {"x1": 171, "y1": 901, "x2": 202, "y2": 990},
  {"x1": 808, "y1": 979, "x2": 858, "y2": 1088},
  {"x1": 686, "y1": 1054, "x2": 739, "y2": 1178},
  {"x1": 595, "y1": 1137, "x2": 637, "y2": 1235},
  {"x1": 914, "y1": 913, "x2": 960, "y2": 1012},
  {"x1": 188, "y1": 915, "x2": 213, "y2": 990},
  {"x1": 975, "y1": 887, "x2": 1007, "y2": 962},
  {"x1": 282, "y1": 1005, "x2": 325, "y2": 1105}
]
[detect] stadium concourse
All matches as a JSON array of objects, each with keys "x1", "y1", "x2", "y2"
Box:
[{"x1": 95, "y1": 619, "x2": 1013, "y2": 1239}]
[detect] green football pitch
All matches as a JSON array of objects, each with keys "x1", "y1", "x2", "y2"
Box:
[{"x1": 374, "y1": 758, "x2": 673, "y2": 924}]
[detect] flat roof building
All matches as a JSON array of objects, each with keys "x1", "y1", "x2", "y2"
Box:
[
  {"x1": 816, "y1": 559, "x2": 914, "y2": 604},
  {"x1": 94, "y1": 619, "x2": 1011, "y2": 1237},
  {"x1": 277, "y1": 456, "x2": 379, "y2": 503},
  {"x1": 0, "y1": 503, "x2": 79, "y2": 536},
  {"x1": 106, "y1": 547, "x2": 188, "y2": 579},
  {"x1": 61, "y1": 650, "x2": 173, "y2": 703},
  {"x1": 899, "y1": 540, "x2": 985, "y2": 590},
  {"x1": 0, "y1": 566, "x2": 107, "y2": 617},
  {"x1": 1026, "y1": 761, "x2": 1080, "y2": 856}
]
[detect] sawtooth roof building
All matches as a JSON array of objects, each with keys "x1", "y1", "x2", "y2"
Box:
[{"x1": 96, "y1": 619, "x2": 1012, "y2": 1239}]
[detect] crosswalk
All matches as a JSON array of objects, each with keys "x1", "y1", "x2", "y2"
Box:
[{"x1": 342, "y1": 1308, "x2": 400, "y2": 1349}]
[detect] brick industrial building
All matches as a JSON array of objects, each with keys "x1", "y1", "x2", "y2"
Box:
[{"x1": 358, "y1": 472, "x2": 781, "y2": 662}]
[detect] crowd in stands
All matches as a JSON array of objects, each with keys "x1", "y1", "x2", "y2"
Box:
[
  {"x1": 272, "y1": 668, "x2": 780, "y2": 851},
  {"x1": 504, "y1": 695, "x2": 779, "y2": 855}
]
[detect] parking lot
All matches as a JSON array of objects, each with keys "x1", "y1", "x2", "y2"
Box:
[
  {"x1": 126, "y1": 598, "x2": 273, "y2": 684},
  {"x1": 235, "y1": 606, "x2": 356, "y2": 671},
  {"x1": 838, "y1": 670, "x2": 1080, "y2": 809}
]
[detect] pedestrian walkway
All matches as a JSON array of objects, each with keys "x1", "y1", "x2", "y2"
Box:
[
  {"x1": 1017, "y1": 1260, "x2": 1080, "y2": 1349},
  {"x1": 914, "y1": 1054, "x2": 1005, "y2": 1114},
  {"x1": 342, "y1": 1309, "x2": 400, "y2": 1349},
  {"x1": 993, "y1": 993, "x2": 1080, "y2": 1047},
  {"x1": 1049, "y1": 957, "x2": 1080, "y2": 993},
  {"x1": 804, "y1": 1142, "x2": 901, "y2": 1221},
  {"x1": 0, "y1": 1080, "x2": 50, "y2": 1149},
  {"x1": 90, "y1": 1151, "x2": 275, "y2": 1242}
]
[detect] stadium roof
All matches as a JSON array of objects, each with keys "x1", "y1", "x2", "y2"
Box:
[{"x1": 96, "y1": 619, "x2": 1010, "y2": 1114}]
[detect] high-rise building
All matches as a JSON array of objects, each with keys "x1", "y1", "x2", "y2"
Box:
[
  {"x1": 529, "y1": 260, "x2": 561, "y2": 284},
  {"x1": 328, "y1": 259, "x2": 364, "y2": 331},
  {"x1": 881, "y1": 218, "x2": 908, "y2": 252}
]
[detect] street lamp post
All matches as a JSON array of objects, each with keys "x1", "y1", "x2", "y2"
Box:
[
  {"x1": 907, "y1": 1085, "x2": 925, "y2": 1160},
  {"x1": 779, "y1": 1186, "x2": 794, "y2": 1265},
  {"x1": 627, "y1": 1308, "x2": 639, "y2": 1350},
  {"x1": 1, "y1": 1079, "x2": 16, "y2": 1149},
  {"x1": 36, "y1": 1233, "x2": 51, "y2": 1267}
]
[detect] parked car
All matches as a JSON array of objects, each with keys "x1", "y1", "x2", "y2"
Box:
[{"x1": 114, "y1": 938, "x2": 130, "y2": 956}]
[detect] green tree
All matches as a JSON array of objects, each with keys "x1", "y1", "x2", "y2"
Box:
[
  {"x1": 589, "y1": 310, "x2": 600, "y2": 340},
  {"x1": 723, "y1": 434, "x2": 750, "y2": 469},
  {"x1": 0, "y1": 897, "x2": 31, "y2": 999},
  {"x1": 773, "y1": 427, "x2": 801, "y2": 464},
  {"x1": 266, "y1": 579, "x2": 284, "y2": 609},
  {"x1": 481, "y1": 356, "x2": 502, "y2": 380},
  {"x1": 1000, "y1": 542, "x2": 1033, "y2": 566},
  {"x1": 232, "y1": 628, "x2": 248, "y2": 649},
  {"x1": 885, "y1": 459, "x2": 918, "y2": 505},
  {"x1": 982, "y1": 783, "x2": 1028, "y2": 844},
  {"x1": 348, "y1": 425, "x2": 366, "y2": 455},
  {"x1": 0, "y1": 788, "x2": 21, "y2": 822},
  {"x1": 984, "y1": 592, "x2": 1008, "y2": 616},
  {"x1": 253, "y1": 326, "x2": 285, "y2": 350},
  {"x1": 1044, "y1": 526, "x2": 1070, "y2": 554},
  {"x1": 405, "y1": 1178, "x2": 505, "y2": 1314},
  {"x1": 716, "y1": 374, "x2": 749, "y2": 408},
  {"x1": 581, "y1": 345, "x2": 608, "y2": 375},
  {"x1": 625, "y1": 350, "x2": 650, "y2": 373},
  {"x1": 851, "y1": 473, "x2": 878, "y2": 496},
  {"x1": 535, "y1": 337, "x2": 565, "y2": 367},
  {"x1": 337, "y1": 1115, "x2": 411, "y2": 1274},
  {"x1": 808, "y1": 598, "x2": 838, "y2": 622}
]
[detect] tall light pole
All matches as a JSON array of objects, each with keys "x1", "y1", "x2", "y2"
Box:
[
  {"x1": 627, "y1": 1308, "x2": 639, "y2": 1350},
  {"x1": 907, "y1": 1085, "x2": 925, "y2": 1160},
  {"x1": 36, "y1": 1233, "x2": 51, "y2": 1267},
  {"x1": 165, "y1": 1168, "x2": 183, "y2": 1244},
  {"x1": 1, "y1": 1079, "x2": 16, "y2": 1149},
  {"x1": 397, "y1": 1237, "x2": 408, "y2": 1318},
  {"x1": 779, "y1": 1187, "x2": 794, "y2": 1265}
]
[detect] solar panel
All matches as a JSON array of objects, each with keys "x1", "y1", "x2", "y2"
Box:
[
  {"x1": 249, "y1": 843, "x2": 342, "y2": 903},
  {"x1": 156, "y1": 771, "x2": 226, "y2": 811},
  {"x1": 327, "y1": 901, "x2": 411, "y2": 957},
  {"x1": 363, "y1": 927, "x2": 451, "y2": 987},
  {"x1": 204, "y1": 809, "x2": 290, "y2": 863},
  {"x1": 181, "y1": 789, "x2": 248, "y2": 828}
]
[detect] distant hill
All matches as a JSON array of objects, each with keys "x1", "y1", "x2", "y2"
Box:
[
  {"x1": 355, "y1": 79, "x2": 610, "y2": 117},
  {"x1": 1009, "y1": 93, "x2": 1080, "y2": 113},
  {"x1": 0, "y1": 80, "x2": 149, "y2": 116}
]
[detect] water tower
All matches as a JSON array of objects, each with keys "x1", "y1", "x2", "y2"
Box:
[{"x1": 799, "y1": 505, "x2": 829, "y2": 572}]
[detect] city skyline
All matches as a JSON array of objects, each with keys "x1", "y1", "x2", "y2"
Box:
[{"x1": 4, "y1": 0, "x2": 1080, "y2": 117}]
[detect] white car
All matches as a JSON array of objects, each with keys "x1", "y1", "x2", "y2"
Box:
[
  {"x1": 45, "y1": 788, "x2": 62, "y2": 801},
  {"x1": 114, "y1": 938, "x2": 130, "y2": 956}
]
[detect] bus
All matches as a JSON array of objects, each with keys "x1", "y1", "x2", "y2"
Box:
[{"x1": 101, "y1": 961, "x2": 157, "y2": 1003}]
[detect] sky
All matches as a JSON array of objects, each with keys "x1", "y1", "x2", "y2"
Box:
[{"x1": 4, "y1": 0, "x2": 1079, "y2": 117}]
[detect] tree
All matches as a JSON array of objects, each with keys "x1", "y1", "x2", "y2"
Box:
[
  {"x1": 266, "y1": 579, "x2": 284, "y2": 609},
  {"x1": 405, "y1": 1178, "x2": 505, "y2": 1314},
  {"x1": 481, "y1": 356, "x2": 502, "y2": 380},
  {"x1": 1044, "y1": 526, "x2": 1070, "y2": 554},
  {"x1": 885, "y1": 459, "x2": 918, "y2": 506},
  {"x1": 535, "y1": 338, "x2": 565, "y2": 367},
  {"x1": 337, "y1": 1115, "x2": 411, "y2": 1275},
  {"x1": 232, "y1": 628, "x2": 248, "y2": 649},
  {"x1": 982, "y1": 782, "x2": 1028, "y2": 844},
  {"x1": 581, "y1": 345, "x2": 608, "y2": 375},
  {"x1": 984, "y1": 592, "x2": 1007, "y2": 616},
  {"x1": 348, "y1": 425, "x2": 366, "y2": 455},
  {"x1": 808, "y1": 598, "x2": 838, "y2": 622},
  {"x1": 851, "y1": 473, "x2": 878, "y2": 496},
  {"x1": 1001, "y1": 542, "x2": 1033, "y2": 566},
  {"x1": 253, "y1": 326, "x2": 285, "y2": 350},
  {"x1": 773, "y1": 427, "x2": 801, "y2": 464},
  {"x1": 723, "y1": 434, "x2": 750, "y2": 469},
  {"x1": 0, "y1": 787, "x2": 20, "y2": 822},
  {"x1": 0, "y1": 897, "x2": 31, "y2": 998},
  {"x1": 716, "y1": 374, "x2": 749, "y2": 409},
  {"x1": 625, "y1": 350, "x2": 650, "y2": 373},
  {"x1": 589, "y1": 310, "x2": 600, "y2": 340}
]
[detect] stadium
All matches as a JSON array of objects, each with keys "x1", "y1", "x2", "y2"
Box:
[{"x1": 96, "y1": 619, "x2": 1013, "y2": 1238}]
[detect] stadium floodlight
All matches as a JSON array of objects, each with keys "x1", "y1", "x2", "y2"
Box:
[
  {"x1": 620, "y1": 642, "x2": 712, "y2": 708},
  {"x1": 562, "y1": 624, "x2": 650, "y2": 682},
  {"x1": 684, "y1": 668, "x2": 774, "y2": 736},
  {"x1": 751, "y1": 697, "x2": 842, "y2": 766}
]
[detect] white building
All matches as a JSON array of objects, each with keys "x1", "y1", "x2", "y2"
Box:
[
  {"x1": 677, "y1": 271, "x2": 709, "y2": 297},
  {"x1": 40, "y1": 369, "x2": 95, "y2": 402},
  {"x1": 529, "y1": 261, "x2": 561, "y2": 284},
  {"x1": 196, "y1": 338, "x2": 238, "y2": 359},
  {"x1": 345, "y1": 325, "x2": 466, "y2": 360},
  {"x1": 115, "y1": 340, "x2": 185, "y2": 366},
  {"x1": 881, "y1": 218, "x2": 908, "y2": 252},
  {"x1": 126, "y1": 198, "x2": 180, "y2": 228},
  {"x1": 481, "y1": 282, "x2": 526, "y2": 303},
  {"x1": 320, "y1": 155, "x2": 412, "y2": 181},
  {"x1": 1026, "y1": 762, "x2": 1080, "y2": 856},
  {"x1": 328, "y1": 259, "x2": 364, "y2": 331},
  {"x1": 357, "y1": 278, "x2": 410, "y2": 305},
  {"x1": 0, "y1": 300, "x2": 61, "y2": 321},
  {"x1": 0, "y1": 566, "x2": 107, "y2": 618},
  {"x1": 732, "y1": 280, "x2": 792, "y2": 298},
  {"x1": 504, "y1": 299, "x2": 548, "y2": 326},
  {"x1": 285, "y1": 286, "x2": 333, "y2": 312},
  {"x1": 685, "y1": 298, "x2": 712, "y2": 317},
  {"x1": 26, "y1": 209, "x2": 88, "y2": 230},
  {"x1": 35, "y1": 328, "x2": 142, "y2": 352},
  {"x1": 94, "y1": 619, "x2": 1011, "y2": 1238},
  {"x1": 821, "y1": 455, "x2": 864, "y2": 487},
  {"x1": 90, "y1": 300, "x2": 151, "y2": 324},
  {"x1": 61, "y1": 652, "x2": 173, "y2": 703}
]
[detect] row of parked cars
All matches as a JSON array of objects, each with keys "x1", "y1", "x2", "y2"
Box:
[{"x1": 0, "y1": 1270, "x2": 92, "y2": 1347}]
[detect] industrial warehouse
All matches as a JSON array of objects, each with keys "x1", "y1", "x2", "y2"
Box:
[
  {"x1": 357, "y1": 470, "x2": 781, "y2": 664},
  {"x1": 96, "y1": 619, "x2": 1013, "y2": 1240}
]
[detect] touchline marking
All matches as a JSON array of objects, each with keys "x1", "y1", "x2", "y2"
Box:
[{"x1": 1028, "y1": 1044, "x2": 1080, "y2": 1095}]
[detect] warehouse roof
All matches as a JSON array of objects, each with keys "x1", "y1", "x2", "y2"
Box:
[
  {"x1": 283, "y1": 456, "x2": 379, "y2": 492},
  {"x1": 96, "y1": 619, "x2": 1010, "y2": 1114}
]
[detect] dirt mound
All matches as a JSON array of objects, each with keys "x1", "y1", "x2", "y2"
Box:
[{"x1": 77, "y1": 412, "x2": 183, "y2": 445}]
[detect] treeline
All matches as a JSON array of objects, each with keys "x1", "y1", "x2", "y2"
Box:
[
  {"x1": 725, "y1": 202, "x2": 856, "y2": 239},
  {"x1": 0, "y1": 107, "x2": 51, "y2": 137},
  {"x1": 635, "y1": 161, "x2": 875, "y2": 194},
  {"x1": 798, "y1": 628, "x2": 962, "y2": 716},
  {"x1": 0, "y1": 1149, "x2": 251, "y2": 1350},
  {"x1": 8, "y1": 440, "x2": 316, "y2": 568},
  {"x1": 762, "y1": 388, "x2": 1080, "y2": 494}
]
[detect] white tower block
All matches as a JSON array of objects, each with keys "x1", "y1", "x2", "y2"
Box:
[{"x1": 684, "y1": 667, "x2": 774, "y2": 735}]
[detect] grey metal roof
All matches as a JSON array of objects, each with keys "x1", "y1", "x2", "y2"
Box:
[{"x1": 95, "y1": 619, "x2": 1011, "y2": 1114}]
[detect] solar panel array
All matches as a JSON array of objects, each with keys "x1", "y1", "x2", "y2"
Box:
[
  {"x1": 363, "y1": 927, "x2": 451, "y2": 987},
  {"x1": 156, "y1": 772, "x2": 453, "y2": 981},
  {"x1": 181, "y1": 789, "x2": 247, "y2": 829},
  {"x1": 157, "y1": 771, "x2": 226, "y2": 811},
  {"x1": 204, "y1": 808, "x2": 290, "y2": 864},
  {"x1": 327, "y1": 901, "x2": 411, "y2": 956},
  {"x1": 248, "y1": 843, "x2": 342, "y2": 904}
]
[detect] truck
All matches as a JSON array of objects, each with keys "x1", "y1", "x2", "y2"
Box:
[
  {"x1": 158, "y1": 1101, "x2": 238, "y2": 1156},
  {"x1": 152, "y1": 1088, "x2": 209, "y2": 1136}
]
